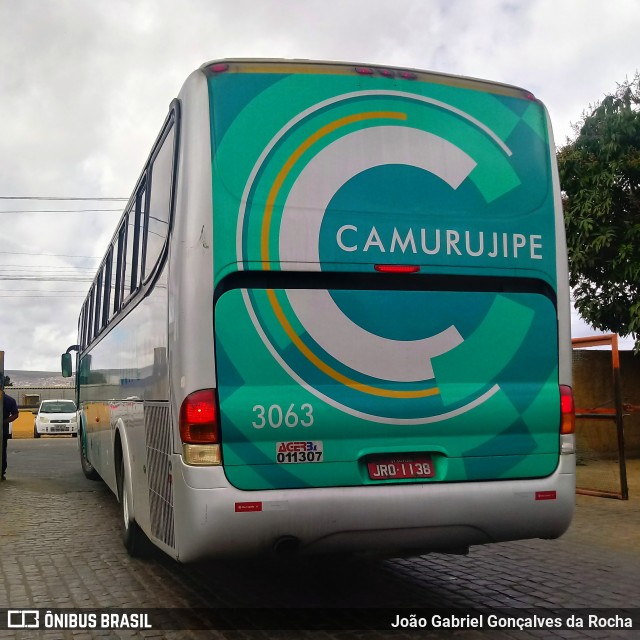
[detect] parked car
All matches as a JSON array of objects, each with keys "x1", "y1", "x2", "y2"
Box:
[{"x1": 34, "y1": 399, "x2": 78, "y2": 438}]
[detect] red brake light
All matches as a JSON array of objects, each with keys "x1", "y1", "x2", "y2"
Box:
[
  {"x1": 374, "y1": 264, "x2": 420, "y2": 273},
  {"x1": 179, "y1": 389, "x2": 219, "y2": 443},
  {"x1": 559, "y1": 385, "x2": 575, "y2": 434},
  {"x1": 209, "y1": 63, "x2": 229, "y2": 74},
  {"x1": 355, "y1": 66, "x2": 375, "y2": 75},
  {"x1": 399, "y1": 71, "x2": 418, "y2": 80}
]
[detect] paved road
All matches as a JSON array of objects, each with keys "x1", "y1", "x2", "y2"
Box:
[{"x1": 1, "y1": 439, "x2": 639, "y2": 639}]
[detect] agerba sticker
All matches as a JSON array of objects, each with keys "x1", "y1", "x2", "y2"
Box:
[{"x1": 276, "y1": 441, "x2": 323, "y2": 463}]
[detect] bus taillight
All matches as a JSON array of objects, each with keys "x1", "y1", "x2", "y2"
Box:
[
  {"x1": 559, "y1": 385, "x2": 575, "y2": 434},
  {"x1": 179, "y1": 389, "x2": 220, "y2": 443},
  {"x1": 374, "y1": 264, "x2": 420, "y2": 273}
]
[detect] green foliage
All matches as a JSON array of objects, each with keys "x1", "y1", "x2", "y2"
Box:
[
  {"x1": 557, "y1": 73, "x2": 640, "y2": 349},
  {"x1": 2, "y1": 375, "x2": 12, "y2": 387}
]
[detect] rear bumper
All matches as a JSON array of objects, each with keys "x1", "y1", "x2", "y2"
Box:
[
  {"x1": 170, "y1": 453, "x2": 575, "y2": 562},
  {"x1": 35, "y1": 424, "x2": 78, "y2": 435}
]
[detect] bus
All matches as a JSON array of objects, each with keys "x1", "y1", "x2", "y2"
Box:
[{"x1": 62, "y1": 59, "x2": 575, "y2": 562}]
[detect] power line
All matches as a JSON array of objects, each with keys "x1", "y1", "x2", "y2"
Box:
[
  {"x1": 0, "y1": 251, "x2": 100, "y2": 259},
  {"x1": 0, "y1": 275, "x2": 94, "y2": 279},
  {"x1": 0, "y1": 208, "x2": 122, "y2": 214},
  {"x1": 0, "y1": 277, "x2": 94, "y2": 282},
  {"x1": 0, "y1": 273, "x2": 93, "y2": 278},
  {"x1": 0, "y1": 263, "x2": 95, "y2": 267},
  {"x1": 0, "y1": 265, "x2": 96, "y2": 270},
  {"x1": 0, "y1": 196, "x2": 127, "y2": 201},
  {"x1": 0, "y1": 275, "x2": 93, "y2": 280}
]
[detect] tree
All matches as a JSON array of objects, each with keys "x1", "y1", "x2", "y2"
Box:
[
  {"x1": 557, "y1": 73, "x2": 640, "y2": 349},
  {"x1": 2, "y1": 375, "x2": 12, "y2": 387}
]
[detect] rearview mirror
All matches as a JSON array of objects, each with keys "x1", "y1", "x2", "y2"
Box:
[
  {"x1": 61, "y1": 352, "x2": 73, "y2": 378},
  {"x1": 61, "y1": 344, "x2": 79, "y2": 377}
]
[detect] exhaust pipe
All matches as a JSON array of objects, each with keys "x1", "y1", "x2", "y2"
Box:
[{"x1": 273, "y1": 535, "x2": 300, "y2": 556}]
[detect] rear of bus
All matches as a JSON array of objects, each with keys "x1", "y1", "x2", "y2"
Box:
[{"x1": 179, "y1": 60, "x2": 574, "y2": 559}]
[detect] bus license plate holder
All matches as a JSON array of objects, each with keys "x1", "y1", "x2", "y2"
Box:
[{"x1": 367, "y1": 457, "x2": 434, "y2": 481}]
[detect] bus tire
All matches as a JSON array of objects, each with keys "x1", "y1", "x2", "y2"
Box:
[
  {"x1": 116, "y1": 450, "x2": 149, "y2": 558},
  {"x1": 79, "y1": 428, "x2": 101, "y2": 481}
]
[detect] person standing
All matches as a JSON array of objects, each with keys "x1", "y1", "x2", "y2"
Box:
[{"x1": 2, "y1": 392, "x2": 19, "y2": 480}]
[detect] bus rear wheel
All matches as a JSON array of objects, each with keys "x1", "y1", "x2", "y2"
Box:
[{"x1": 116, "y1": 451, "x2": 149, "y2": 557}]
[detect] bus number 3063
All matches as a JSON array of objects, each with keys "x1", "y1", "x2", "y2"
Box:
[{"x1": 252, "y1": 403, "x2": 314, "y2": 429}]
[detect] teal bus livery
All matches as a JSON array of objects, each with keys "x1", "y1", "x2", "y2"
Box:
[{"x1": 63, "y1": 59, "x2": 575, "y2": 561}]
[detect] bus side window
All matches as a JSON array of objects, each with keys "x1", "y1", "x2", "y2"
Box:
[
  {"x1": 144, "y1": 123, "x2": 175, "y2": 279},
  {"x1": 93, "y1": 268, "x2": 103, "y2": 338},
  {"x1": 136, "y1": 184, "x2": 147, "y2": 283},
  {"x1": 114, "y1": 224, "x2": 126, "y2": 313},
  {"x1": 78, "y1": 354, "x2": 91, "y2": 386},
  {"x1": 122, "y1": 209, "x2": 135, "y2": 301},
  {"x1": 85, "y1": 299, "x2": 90, "y2": 347},
  {"x1": 121, "y1": 188, "x2": 146, "y2": 302},
  {"x1": 102, "y1": 248, "x2": 112, "y2": 329},
  {"x1": 109, "y1": 239, "x2": 118, "y2": 318},
  {"x1": 79, "y1": 301, "x2": 87, "y2": 350},
  {"x1": 86, "y1": 285, "x2": 95, "y2": 345}
]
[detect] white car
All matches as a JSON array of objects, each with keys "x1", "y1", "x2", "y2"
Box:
[{"x1": 34, "y1": 399, "x2": 78, "y2": 438}]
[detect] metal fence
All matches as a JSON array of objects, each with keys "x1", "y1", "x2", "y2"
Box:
[{"x1": 573, "y1": 335, "x2": 629, "y2": 500}]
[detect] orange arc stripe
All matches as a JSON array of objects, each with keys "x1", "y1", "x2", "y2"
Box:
[
  {"x1": 258, "y1": 110, "x2": 439, "y2": 399},
  {"x1": 260, "y1": 111, "x2": 407, "y2": 268},
  {"x1": 267, "y1": 289, "x2": 440, "y2": 399}
]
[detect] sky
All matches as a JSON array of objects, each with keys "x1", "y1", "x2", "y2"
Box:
[{"x1": 0, "y1": 0, "x2": 638, "y2": 371}]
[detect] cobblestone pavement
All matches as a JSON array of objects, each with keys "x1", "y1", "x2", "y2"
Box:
[{"x1": 1, "y1": 439, "x2": 638, "y2": 639}]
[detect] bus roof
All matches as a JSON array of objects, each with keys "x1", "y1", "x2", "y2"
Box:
[{"x1": 199, "y1": 58, "x2": 536, "y2": 101}]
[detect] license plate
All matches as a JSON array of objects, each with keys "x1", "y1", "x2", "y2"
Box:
[
  {"x1": 367, "y1": 457, "x2": 434, "y2": 480},
  {"x1": 276, "y1": 441, "x2": 323, "y2": 464}
]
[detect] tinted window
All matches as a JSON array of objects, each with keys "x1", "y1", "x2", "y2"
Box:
[
  {"x1": 145, "y1": 124, "x2": 175, "y2": 277},
  {"x1": 122, "y1": 210, "x2": 136, "y2": 300},
  {"x1": 94, "y1": 269, "x2": 103, "y2": 337},
  {"x1": 115, "y1": 224, "x2": 126, "y2": 312},
  {"x1": 109, "y1": 239, "x2": 119, "y2": 317},
  {"x1": 86, "y1": 286, "x2": 95, "y2": 344},
  {"x1": 102, "y1": 249, "x2": 112, "y2": 328},
  {"x1": 79, "y1": 302, "x2": 87, "y2": 349},
  {"x1": 136, "y1": 186, "x2": 147, "y2": 281}
]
